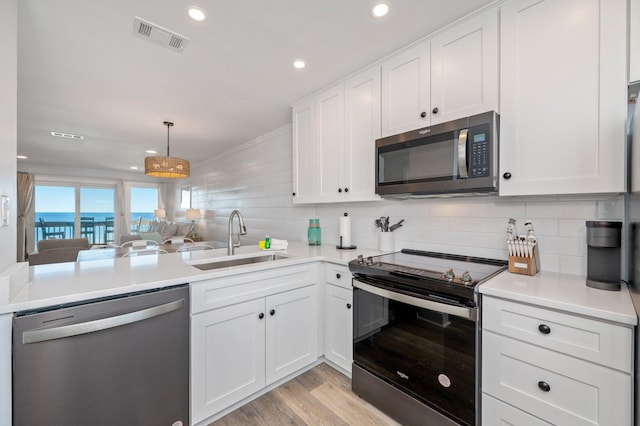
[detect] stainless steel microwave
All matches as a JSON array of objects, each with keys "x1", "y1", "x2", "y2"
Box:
[{"x1": 375, "y1": 111, "x2": 499, "y2": 198}]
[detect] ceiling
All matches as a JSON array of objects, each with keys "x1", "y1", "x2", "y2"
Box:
[{"x1": 17, "y1": 0, "x2": 495, "y2": 178}]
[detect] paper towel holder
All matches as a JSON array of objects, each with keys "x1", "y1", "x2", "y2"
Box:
[{"x1": 337, "y1": 212, "x2": 357, "y2": 250}]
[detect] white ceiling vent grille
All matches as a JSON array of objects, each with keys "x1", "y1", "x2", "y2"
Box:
[
  {"x1": 50, "y1": 131, "x2": 84, "y2": 140},
  {"x1": 133, "y1": 17, "x2": 189, "y2": 52}
]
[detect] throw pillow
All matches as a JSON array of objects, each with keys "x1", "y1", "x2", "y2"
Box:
[
  {"x1": 139, "y1": 232, "x2": 164, "y2": 245},
  {"x1": 178, "y1": 222, "x2": 192, "y2": 236},
  {"x1": 162, "y1": 223, "x2": 179, "y2": 238}
]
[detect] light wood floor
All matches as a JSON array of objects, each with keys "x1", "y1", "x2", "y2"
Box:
[{"x1": 211, "y1": 363, "x2": 401, "y2": 426}]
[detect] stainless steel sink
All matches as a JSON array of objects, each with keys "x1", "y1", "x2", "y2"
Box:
[{"x1": 190, "y1": 253, "x2": 290, "y2": 271}]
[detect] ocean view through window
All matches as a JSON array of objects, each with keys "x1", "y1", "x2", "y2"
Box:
[{"x1": 35, "y1": 185, "x2": 157, "y2": 246}]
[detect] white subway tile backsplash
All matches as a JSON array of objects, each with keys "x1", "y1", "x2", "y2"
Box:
[{"x1": 180, "y1": 125, "x2": 623, "y2": 274}]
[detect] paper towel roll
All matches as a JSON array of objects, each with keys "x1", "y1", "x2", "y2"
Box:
[{"x1": 339, "y1": 215, "x2": 351, "y2": 247}]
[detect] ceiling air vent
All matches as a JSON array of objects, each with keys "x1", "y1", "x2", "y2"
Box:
[
  {"x1": 133, "y1": 17, "x2": 189, "y2": 52},
  {"x1": 50, "y1": 131, "x2": 84, "y2": 140}
]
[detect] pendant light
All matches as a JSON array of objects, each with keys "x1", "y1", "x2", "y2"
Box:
[{"x1": 145, "y1": 121, "x2": 190, "y2": 178}]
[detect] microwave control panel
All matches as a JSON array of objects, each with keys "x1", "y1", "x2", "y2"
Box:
[{"x1": 468, "y1": 125, "x2": 490, "y2": 178}]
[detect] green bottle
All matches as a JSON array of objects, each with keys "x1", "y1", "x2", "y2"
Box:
[{"x1": 308, "y1": 219, "x2": 321, "y2": 246}]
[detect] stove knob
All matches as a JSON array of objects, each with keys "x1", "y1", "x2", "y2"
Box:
[
  {"x1": 460, "y1": 271, "x2": 472, "y2": 283},
  {"x1": 366, "y1": 256, "x2": 374, "y2": 266},
  {"x1": 357, "y1": 254, "x2": 364, "y2": 264},
  {"x1": 443, "y1": 268, "x2": 455, "y2": 281}
]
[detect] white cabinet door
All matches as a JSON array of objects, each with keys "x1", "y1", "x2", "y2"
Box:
[
  {"x1": 323, "y1": 284, "x2": 353, "y2": 373},
  {"x1": 316, "y1": 85, "x2": 345, "y2": 202},
  {"x1": 381, "y1": 41, "x2": 431, "y2": 137},
  {"x1": 483, "y1": 331, "x2": 631, "y2": 426},
  {"x1": 292, "y1": 98, "x2": 316, "y2": 204},
  {"x1": 343, "y1": 66, "x2": 381, "y2": 202},
  {"x1": 631, "y1": 0, "x2": 640, "y2": 83},
  {"x1": 483, "y1": 394, "x2": 553, "y2": 426},
  {"x1": 430, "y1": 9, "x2": 498, "y2": 124},
  {"x1": 265, "y1": 285, "x2": 318, "y2": 385},
  {"x1": 499, "y1": 0, "x2": 627, "y2": 196},
  {"x1": 191, "y1": 298, "x2": 266, "y2": 424}
]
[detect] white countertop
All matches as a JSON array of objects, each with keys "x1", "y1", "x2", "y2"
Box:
[
  {"x1": 0, "y1": 241, "x2": 382, "y2": 314},
  {"x1": 480, "y1": 270, "x2": 638, "y2": 326}
]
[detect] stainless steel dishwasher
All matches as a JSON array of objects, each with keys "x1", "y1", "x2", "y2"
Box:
[{"x1": 12, "y1": 284, "x2": 189, "y2": 426}]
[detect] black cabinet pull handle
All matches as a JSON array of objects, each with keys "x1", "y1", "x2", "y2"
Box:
[
  {"x1": 338, "y1": 188, "x2": 343, "y2": 193},
  {"x1": 538, "y1": 324, "x2": 551, "y2": 335},
  {"x1": 503, "y1": 172, "x2": 512, "y2": 180},
  {"x1": 269, "y1": 309, "x2": 275, "y2": 316},
  {"x1": 432, "y1": 107, "x2": 439, "y2": 114},
  {"x1": 292, "y1": 192, "x2": 296, "y2": 196},
  {"x1": 420, "y1": 111, "x2": 427, "y2": 118},
  {"x1": 538, "y1": 381, "x2": 551, "y2": 392},
  {"x1": 344, "y1": 188, "x2": 349, "y2": 193},
  {"x1": 258, "y1": 313, "x2": 264, "y2": 319},
  {"x1": 346, "y1": 303, "x2": 352, "y2": 309},
  {"x1": 336, "y1": 273, "x2": 341, "y2": 279}
]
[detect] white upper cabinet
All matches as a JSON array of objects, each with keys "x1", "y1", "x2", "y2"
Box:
[
  {"x1": 342, "y1": 67, "x2": 381, "y2": 202},
  {"x1": 292, "y1": 98, "x2": 316, "y2": 203},
  {"x1": 292, "y1": 66, "x2": 381, "y2": 204},
  {"x1": 316, "y1": 85, "x2": 345, "y2": 201},
  {"x1": 381, "y1": 41, "x2": 431, "y2": 137},
  {"x1": 430, "y1": 9, "x2": 498, "y2": 125},
  {"x1": 631, "y1": 0, "x2": 640, "y2": 83},
  {"x1": 381, "y1": 9, "x2": 499, "y2": 137},
  {"x1": 499, "y1": 0, "x2": 627, "y2": 196}
]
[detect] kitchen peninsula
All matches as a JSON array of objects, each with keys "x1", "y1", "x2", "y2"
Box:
[{"x1": 2, "y1": 241, "x2": 637, "y2": 425}]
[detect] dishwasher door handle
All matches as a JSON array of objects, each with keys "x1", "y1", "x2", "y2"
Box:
[{"x1": 22, "y1": 298, "x2": 185, "y2": 344}]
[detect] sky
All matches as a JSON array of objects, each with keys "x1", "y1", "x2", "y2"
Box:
[{"x1": 35, "y1": 186, "x2": 158, "y2": 212}]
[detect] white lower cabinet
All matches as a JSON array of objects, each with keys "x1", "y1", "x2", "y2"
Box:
[
  {"x1": 191, "y1": 265, "x2": 319, "y2": 425},
  {"x1": 323, "y1": 264, "x2": 353, "y2": 373},
  {"x1": 482, "y1": 296, "x2": 633, "y2": 425}
]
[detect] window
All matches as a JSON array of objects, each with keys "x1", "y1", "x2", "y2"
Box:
[
  {"x1": 35, "y1": 185, "x2": 115, "y2": 244},
  {"x1": 130, "y1": 187, "x2": 158, "y2": 233},
  {"x1": 181, "y1": 186, "x2": 191, "y2": 209}
]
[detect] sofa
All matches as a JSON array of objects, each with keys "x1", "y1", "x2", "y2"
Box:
[
  {"x1": 29, "y1": 237, "x2": 91, "y2": 265},
  {"x1": 119, "y1": 221, "x2": 193, "y2": 245}
]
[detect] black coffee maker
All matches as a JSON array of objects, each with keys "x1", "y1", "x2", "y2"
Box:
[{"x1": 586, "y1": 221, "x2": 622, "y2": 291}]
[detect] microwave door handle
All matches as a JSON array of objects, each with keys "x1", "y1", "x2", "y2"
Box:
[{"x1": 458, "y1": 128, "x2": 469, "y2": 179}]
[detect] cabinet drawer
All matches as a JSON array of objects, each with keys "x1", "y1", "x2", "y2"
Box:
[
  {"x1": 483, "y1": 296, "x2": 632, "y2": 372},
  {"x1": 482, "y1": 394, "x2": 551, "y2": 426},
  {"x1": 324, "y1": 263, "x2": 351, "y2": 288},
  {"x1": 483, "y1": 331, "x2": 631, "y2": 426},
  {"x1": 191, "y1": 263, "x2": 319, "y2": 314}
]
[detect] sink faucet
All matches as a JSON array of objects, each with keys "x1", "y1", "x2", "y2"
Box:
[{"x1": 227, "y1": 210, "x2": 247, "y2": 255}]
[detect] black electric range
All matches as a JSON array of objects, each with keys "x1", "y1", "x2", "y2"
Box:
[{"x1": 349, "y1": 248, "x2": 508, "y2": 307}]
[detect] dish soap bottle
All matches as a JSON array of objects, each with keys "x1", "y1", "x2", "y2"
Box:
[
  {"x1": 308, "y1": 219, "x2": 321, "y2": 246},
  {"x1": 265, "y1": 235, "x2": 271, "y2": 249}
]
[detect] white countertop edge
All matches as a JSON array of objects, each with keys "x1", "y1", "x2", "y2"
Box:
[
  {"x1": 480, "y1": 271, "x2": 638, "y2": 326},
  {"x1": 0, "y1": 242, "x2": 383, "y2": 314}
]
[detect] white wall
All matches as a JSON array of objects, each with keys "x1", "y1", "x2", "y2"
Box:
[
  {"x1": 184, "y1": 125, "x2": 622, "y2": 276},
  {"x1": 0, "y1": 0, "x2": 17, "y2": 271}
]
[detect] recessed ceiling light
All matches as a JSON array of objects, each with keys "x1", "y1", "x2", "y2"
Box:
[
  {"x1": 188, "y1": 7, "x2": 207, "y2": 22},
  {"x1": 50, "y1": 131, "x2": 84, "y2": 140},
  {"x1": 371, "y1": 1, "x2": 390, "y2": 18},
  {"x1": 130, "y1": 166, "x2": 139, "y2": 170},
  {"x1": 16, "y1": 155, "x2": 27, "y2": 160},
  {"x1": 293, "y1": 60, "x2": 306, "y2": 69},
  {"x1": 146, "y1": 150, "x2": 157, "y2": 154}
]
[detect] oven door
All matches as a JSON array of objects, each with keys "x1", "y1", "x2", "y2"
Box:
[{"x1": 353, "y1": 278, "x2": 478, "y2": 426}]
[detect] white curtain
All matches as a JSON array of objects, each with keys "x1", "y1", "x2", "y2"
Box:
[
  {"x1": 116, "y1": 180, "x2": 128, "y2": 239},
  {"x1": 16, "y1": 172, "x2": 34, "y2": 261}
]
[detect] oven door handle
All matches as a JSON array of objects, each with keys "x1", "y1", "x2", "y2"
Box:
[{"x1": 353, "y1": 279, "x2": 477, "y2": 321}]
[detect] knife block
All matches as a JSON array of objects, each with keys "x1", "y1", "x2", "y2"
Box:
[{"x1": 508, "y1": 244, "x2": 540, "y2": 276}]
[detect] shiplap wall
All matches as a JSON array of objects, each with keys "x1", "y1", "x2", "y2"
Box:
[{"x1": 184, "y1": 124, "x2": 623, "y2": 276}]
